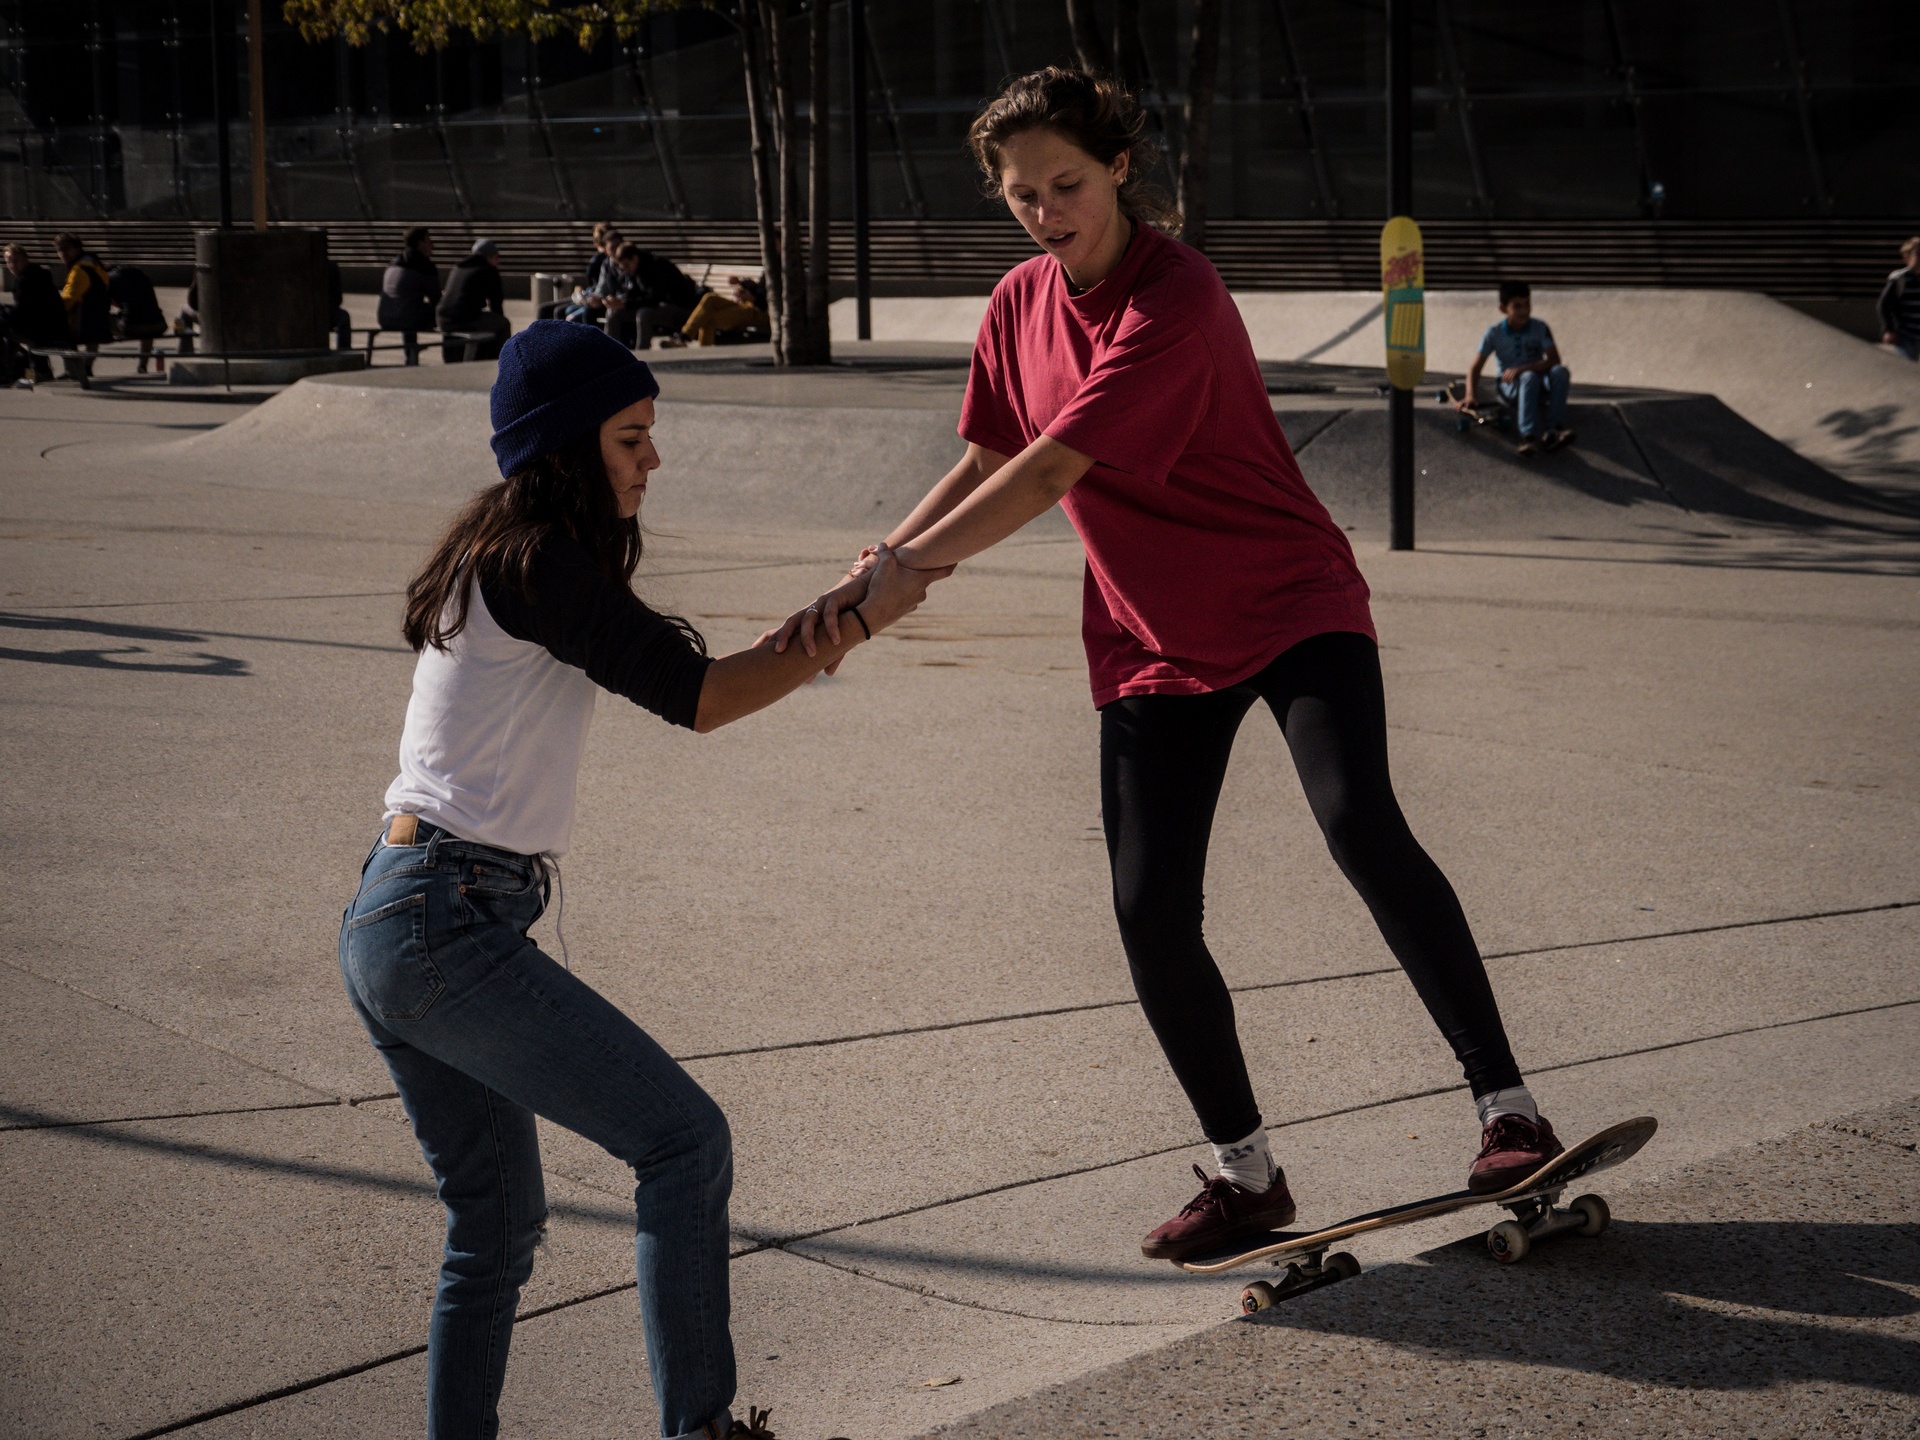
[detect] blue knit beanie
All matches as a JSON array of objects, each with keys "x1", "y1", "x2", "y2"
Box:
[{"x1": 489, "y1": 320, "x2": 660, "y2": 478}]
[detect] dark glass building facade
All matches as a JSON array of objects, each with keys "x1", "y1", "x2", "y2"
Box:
[{"x1": 4, "y1": 0, "x2": 1913, "y2": 226}]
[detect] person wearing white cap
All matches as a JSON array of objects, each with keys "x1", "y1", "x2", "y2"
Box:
[{"x1": 437, "y1": 236, "x2": 512, "y2": 361}]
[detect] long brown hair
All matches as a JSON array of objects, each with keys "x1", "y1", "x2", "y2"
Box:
[
  {"x1": 402, "y1": 433, "x2": 705, "y2": 655},
  {"x1": 966, "y1": 66, "x2": 1179, "y2": 235}
]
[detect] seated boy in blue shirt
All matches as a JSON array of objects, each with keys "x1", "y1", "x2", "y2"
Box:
[{"x1": 1461, "y1": 280, "x2": 1574, "y2": 456}]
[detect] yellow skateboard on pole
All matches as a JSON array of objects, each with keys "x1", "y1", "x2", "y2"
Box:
[{"x1": 1380, "y1": 216, "x2": 1425, "y2": 391}]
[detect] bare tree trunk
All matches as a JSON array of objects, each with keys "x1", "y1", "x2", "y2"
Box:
[
  {"x1": 1179, "y1": 0, "x2": 1222, "y2": 252},
  {"x1": 1064, "y1": 0, "x2": 1103, "y2": 73},
  {"x1": 738, "y1": 4, "x2": 782, "y2": 346},
  {"x1": 1111, "y1": 0, "x2": 1144, "y2": 92},
  {"x1": 796, "y1": 0, "x2": 831, "y2": 364},
  {"x1": 761, "y1": 0, "x2": 804, "y2": 366}
]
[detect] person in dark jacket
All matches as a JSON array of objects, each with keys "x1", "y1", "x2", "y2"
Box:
[
  {"x1": 107, "y1": 264, "x2": 170, "y2": 374},
  {"x1": 377, "y1": 226, "x2": 440, "y2": 365},
  {"x1": 594, "y1": 243, "x2": 704, "y2": 351},
  {"x1": 3, "y1": 243, "x2": 70, "y2": 381},
  {"x1": 1878, "y1": 236, "x2": 1920, "y2": 361},
  {"x1": 55, "y1": 233, "x2": 113, "y2": 349},
  {"x1": 436, "y1": 238, "x2": 512, "y2": 363}
]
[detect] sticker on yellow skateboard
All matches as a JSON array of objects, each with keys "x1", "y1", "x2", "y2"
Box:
[{"x1": 1381, "y1": 215, "x2": 1425, "y2": 391}]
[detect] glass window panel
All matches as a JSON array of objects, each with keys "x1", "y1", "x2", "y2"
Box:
[
  {"x1": 1616, "y1": 2, "x2": 1792, "y2": 89},
  {"x1": 1788, "y1": 0, "x2": 1919, "y2": 87},
  {"x1": 1810, "y1": 90, "x2": 1920, "y2": 218},
  {"x1": 1639, "y1": 91, "x2": 1817, "y2": 216},
  {"x1": 1470, "y1": 94, "x2": 1644, "y2": 217},
  {"x1": 1445, "y1": 0, "x2": 1620, "y2": 92}
]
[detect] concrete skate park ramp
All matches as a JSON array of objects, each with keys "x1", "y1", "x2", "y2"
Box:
[
  {"x1": 151, "y1": 311, "x2": 1918, "y2": 555},
  {"x1": 158, "y1": 348, "x2": 1023, "y2": 536},
  {"x1": 831, "y1": 286, "x2": 1920, "y2": 479},
  {"x1": 1273, "y1": 377, "x2": 1920, "y2": 547}
]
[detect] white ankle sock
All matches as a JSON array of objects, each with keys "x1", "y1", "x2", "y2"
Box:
[
  {"x1": 1212, "y1": 1126, "x2": 1276, "y2": 1192},
  {"x1": 1475, "y1": 1085, "x2": 1539, "y2": 1126}
]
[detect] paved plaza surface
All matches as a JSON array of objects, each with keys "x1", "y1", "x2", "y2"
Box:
[{"x1": 2, "y1": 316, "x2": 1918, "y2": 1438}]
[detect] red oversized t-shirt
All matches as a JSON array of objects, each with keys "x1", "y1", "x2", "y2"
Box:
[{"x1": 960, "y1": 221, "x2": 1375, "y2": 707}]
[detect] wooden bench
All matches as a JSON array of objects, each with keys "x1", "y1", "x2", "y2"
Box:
[{"x1": 359, "y1": 326, "x2": 501, "y2": 366}]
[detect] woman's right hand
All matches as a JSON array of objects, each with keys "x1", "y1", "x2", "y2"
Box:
[{"x1": 858, "y1": 544, "x2": 953, "y2": 634}]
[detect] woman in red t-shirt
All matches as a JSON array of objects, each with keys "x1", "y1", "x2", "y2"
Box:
[{"x1": 775, "y1": 68, "x2": 1556, "y2": 1261}]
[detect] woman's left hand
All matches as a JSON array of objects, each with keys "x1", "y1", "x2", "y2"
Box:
[{"x1": 758, "y1": 549, "x2": 880, "y2": 666}]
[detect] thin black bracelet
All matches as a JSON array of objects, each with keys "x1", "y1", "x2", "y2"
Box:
[{"x1": 849, "y1": 606, "x2": 873, "y2": 641}]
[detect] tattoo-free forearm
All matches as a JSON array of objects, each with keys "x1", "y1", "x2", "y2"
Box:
[
  {"x1": 893, "y1": 436, "x2": 1091, "y2": 571},
  {"x1": 886, "y1": 444, "x2": 1008, "y2": 548},
  {"x1": 694, "y1": 624, "x2": 868, "y2": 732}
]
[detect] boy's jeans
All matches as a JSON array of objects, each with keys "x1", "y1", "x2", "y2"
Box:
[
  {"x1": 1500, "y1": 364, "x2": 1570, "y2": 437},
  {"x1": 340, "y1": 824, "x2": 735, "y2": 1440}
]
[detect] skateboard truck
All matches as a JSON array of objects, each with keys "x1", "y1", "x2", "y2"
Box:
[
  {"x1": 1239, "y1": 1247, "x2": 1362, "y2": 1313},
  {"x1": 1486, "y1": 1189, "x2": 1611, "y2": 1263}
]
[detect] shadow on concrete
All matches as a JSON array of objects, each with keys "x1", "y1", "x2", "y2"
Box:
[
  {"x1": 0, "y1": 1099, "x2": 643, "y2": 1232},
  {"x1": 784, "y1": 1231, "x2": 1193, "y2": 1292},
  {"x1": 1256, "y1": 1219, "x2": 1920, "y2": 1395},
  {"x1": 0, "y1": 611, "x2": 250, "y2": 676}
]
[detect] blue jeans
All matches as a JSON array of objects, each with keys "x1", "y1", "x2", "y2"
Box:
[
  {"x1": 340, "y1": 823, "x2": 735, "y2": 1440},
  {"x1": 1500, "y1": 364, "x2": 1570, "y2": 438}
]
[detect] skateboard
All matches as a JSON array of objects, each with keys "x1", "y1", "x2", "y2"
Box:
[
  {"x1": 1175, "y1": 1116, "x2": 1658, "y2": 1314},
  {"x1": 1437, "y1": 378, "x2": 1573, "y2": 451}
]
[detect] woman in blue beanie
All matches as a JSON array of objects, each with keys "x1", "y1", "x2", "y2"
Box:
[{"x1": 340, "y1": 322, "x2": 936, "y2": 1440}]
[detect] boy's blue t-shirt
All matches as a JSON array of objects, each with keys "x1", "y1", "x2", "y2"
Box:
[{"x1": 1479, "y1": 317, "x2": 1555, "y2": 372}]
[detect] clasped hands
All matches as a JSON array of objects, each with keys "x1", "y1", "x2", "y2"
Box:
[{"x1": 759, "y1": 542, "x2": 954, "y2": 674}]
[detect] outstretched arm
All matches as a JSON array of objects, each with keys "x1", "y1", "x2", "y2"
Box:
[
  {"x1": 768, "y1": 441, "x2": 1012, "y2": 657},
  {"x1": 696, "y1": 549, "x2": 947, "y2": 731},
  {"x1": 891, "y1": 434, "x2": 1092, "y2": 572}
]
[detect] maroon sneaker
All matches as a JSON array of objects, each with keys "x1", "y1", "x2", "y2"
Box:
[
  {"x1": 1141, "y1": 1163, "x2": 1298, "y2": 1260},
  {"x1": 1468, "y1": 1113, "x2": 1564, "y2": 1194}
]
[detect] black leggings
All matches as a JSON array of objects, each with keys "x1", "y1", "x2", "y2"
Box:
[{"x1": 1100, "y1": 631, "x2": 1521, "y2": 1143}]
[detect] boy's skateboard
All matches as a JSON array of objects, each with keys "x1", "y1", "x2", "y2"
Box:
[
  {"x1": 1176, "y1": 1116, "x2": 1657, "y2": 1314},
  {"x1": 1437, "y1": 378, "x2": 1573, "y2": 451}
]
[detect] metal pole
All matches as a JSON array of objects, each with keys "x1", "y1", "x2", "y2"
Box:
[
  {"x1": 1386, "y1": 0, "x2": 1414, "y2": 551},
  {"x1": 246, "y1": 0, "x2": 266, "y2": 228},
  {"x1": 849, "y1": 0, "x2": 871, "y2": 340},
  {"x1": 209, "y1": 0, "x2": 233, "y2": 226}
]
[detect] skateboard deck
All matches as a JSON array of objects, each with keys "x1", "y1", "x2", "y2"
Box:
[
  {"x1": 1177, "y1": 1116, "x2": 1657, "y2": 1294},
  {"x1": 1437, "y1": 378, "x2": 1573, "y2": 450}
]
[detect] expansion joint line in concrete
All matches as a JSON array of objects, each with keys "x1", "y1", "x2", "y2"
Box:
[
  {"x1": 735, "y1": 994, "x2": 1920, "y2": 1260},
  {"x1": 676, "y1": 898, "x2": 1920, "y2": 1063},
  {"x1": 103, "y1": 992, "x2": 1920, "y2": 1439},
  {"x1": 769, "y1": 1244, "x2": 1182, "y2": 1328},
  {"x1": 0, "y1": 953, "x2": 340, "y2": 1105}
]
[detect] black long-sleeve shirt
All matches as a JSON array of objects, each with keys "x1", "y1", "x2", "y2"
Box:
[{"x1": 479, "y1": 532, "x2": 711, "y2": 730}]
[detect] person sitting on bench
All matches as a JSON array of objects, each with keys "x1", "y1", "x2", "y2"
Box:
[
  {"x1": 1461, "y1": 280, "x2": 1573, "y2": 457},
  {"x1": 543, "y1": 227, "x2": 622, "y2": 323},
  {"x1": 54, "y1": 233, "x2": 113, "y2": 352},
  {"x1": 108, "y1": 262, "x2": 170, "y2": 374},
  {"x1": 2, "y1": 243, "x2": 71, "y2": 380},
  {"x1": 377, "y1": 226, "x2": 441, "y2": 366},
  {"x1": 437, "y1": 238, "x2": 512, "y2": 363},
  {"x1": 660, "y1": 276, "x2": 770, "y2": 348},
  {"x1": 588, "y1": 243, "x2": 703, "y2": 351}
]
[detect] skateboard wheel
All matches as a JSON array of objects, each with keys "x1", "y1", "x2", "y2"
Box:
[
  {"x1": 1324, "y1": 1252, "x2": 1361, "y2": 1281},
  {"x1": 1240, "y1": 1281, "x2": 1278, "y2": 1314},
  {"x1": 1571, "y1": 1193, "x2": 1611, "y2": 1237},
  {"x1": 1487, "y1": 1219, "x2": 1530, "y2": 1264}
]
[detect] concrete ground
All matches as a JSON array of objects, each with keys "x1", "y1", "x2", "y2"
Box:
[{"x1": 2, "y1": 317, "x2": 1918, "y2": 1440}]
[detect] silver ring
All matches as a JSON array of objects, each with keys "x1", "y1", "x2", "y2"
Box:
[{"x1": 806, "y1": 605, "x2": 819, "y2": 614}]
